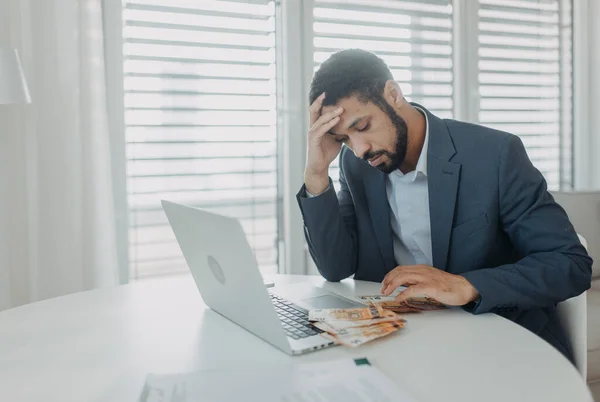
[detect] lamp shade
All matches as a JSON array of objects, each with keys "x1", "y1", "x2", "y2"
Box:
[{"x1": 0, "y1": 47, "x2": 31, "y2": 105}]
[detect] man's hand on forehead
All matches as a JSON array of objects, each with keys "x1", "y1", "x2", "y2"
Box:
[{"x1": 304, "y1": 92, "x2": 345, "y2": 194}]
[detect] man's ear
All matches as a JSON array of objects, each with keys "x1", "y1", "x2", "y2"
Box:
[{"x1": 383, "y1": 80, "x2": 404, "y2": 106}]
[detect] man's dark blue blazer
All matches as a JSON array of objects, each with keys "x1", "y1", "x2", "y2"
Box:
[{"x1": 297, "y1": 104, "x2": 593, "y2": 362}]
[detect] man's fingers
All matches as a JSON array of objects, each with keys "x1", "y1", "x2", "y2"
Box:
[
  {"x1": 310, "y1": 107, "x2": 343, "y2": 135},
  {"x1": 394, "y1": 285, "x2": 430, "y2": 302},
  {"x1": 381, "y1": 273, "x2": 423, "y2": 295},
  {"x1": 381, "y1": 269, "x2": 404, "y2": 293},
  {"x1": 381, "y1": 266, "x2": 420, "y2": 291},
  {"x1": 319, "y1": 115, "x2": 341, "y2": 136},
  {"x1": 309, "y1": 92, "x2": 326, "y2": 125}
]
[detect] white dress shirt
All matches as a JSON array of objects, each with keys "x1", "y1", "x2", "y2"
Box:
[
  {"x1": 306, "y1": 107, "x2": 432, "y2": 267},
  {"x1": 386, "y1": 107, "x2": 432, "y2": 266}
]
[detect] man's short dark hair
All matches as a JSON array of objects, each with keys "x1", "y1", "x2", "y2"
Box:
[{"x1": 309, "y1": 49, "x2": 394, "y2": 108}]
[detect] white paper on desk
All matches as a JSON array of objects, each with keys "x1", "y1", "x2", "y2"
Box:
[{"x1": 139, "y1": 358, "x2": 417, "y2": 402}]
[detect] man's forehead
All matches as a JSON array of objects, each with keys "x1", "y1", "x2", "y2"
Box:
[
  {"x1": 321, "y1": 96, "x2": 365, "y2": 114},
  {"x1": 322, "y1": 98, "x2": 370, "y2": 135}
]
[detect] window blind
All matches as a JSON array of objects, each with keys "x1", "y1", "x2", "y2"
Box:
[
  {"x1": 122, "y1": 0, "x2": 279, "y2": 279},
  {"x1": 312, "y1": 0, "x2": 454, "y2": 188},
  {"x1": 477, "y1": 0, "x2": 572, "y2": 189}
]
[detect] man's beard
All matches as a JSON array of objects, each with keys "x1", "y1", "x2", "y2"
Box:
[{"x1": 362, "y1": 103, "x2": 408, "y2": 174}]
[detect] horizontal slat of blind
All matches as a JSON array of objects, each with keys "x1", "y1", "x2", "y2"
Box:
[
  {"x1": 124, "y1": 0, "x2": 279, "y2": 279},
  {"x1": 314, "y1": 0, "x2": 453, "y2": 189},
  {"x1": 132, "y1": 201, "x2": 276, "y2": 227},
  {"x1": 478, "y1": 0, "x2": 568, "y2": 189},
  {"x1": 127, "y1": 156, "x2": 276, "y2": 176}
]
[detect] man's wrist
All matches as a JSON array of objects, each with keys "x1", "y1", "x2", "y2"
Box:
[
  {"x1": 458, "y1": 276, "x2": 480, "y2": 305},
  {"x1": 304, "y1": 173, "x2": 329, "y2": 195}
]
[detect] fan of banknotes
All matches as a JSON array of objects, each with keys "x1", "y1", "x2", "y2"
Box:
[
  {"x1": 355, "y1": 295, "x2": 447, "y2": 313},
  {"x1": 308, "y1": 295, "x2": 446, "y2": 348}
]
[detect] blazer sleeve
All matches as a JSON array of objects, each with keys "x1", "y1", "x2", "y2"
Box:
[
  {"x1": 461, "y1": 135, "x2": 593, "y2": 314},
  {"x1": 296, "y1": 154, "x2": 358, "y2": 281}
]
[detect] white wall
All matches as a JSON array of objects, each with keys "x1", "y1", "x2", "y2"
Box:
[
  {"x1": 0, "y1": 2, "x2": 27, "y2": 308},
  {"x1": 0, "y1": 1, "x2": 10, "y2": 308},
  {"x1": 0, "y1": 1, "x2": 38, "y2": 308},
  {"x1": 589, "y1": 0, "x2": 600, "y2": 189},
  {"x1": 574, "y1": 0, "x2": 600, "y2": 190}
]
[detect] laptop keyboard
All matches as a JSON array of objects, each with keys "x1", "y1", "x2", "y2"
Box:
[{"x1": 270, "y1": 294, "x2": 324, "y2": 340}]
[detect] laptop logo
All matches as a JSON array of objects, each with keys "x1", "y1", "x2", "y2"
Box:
[{"x1": 207, "y1": 255, "x2": 226, "y2": 285}]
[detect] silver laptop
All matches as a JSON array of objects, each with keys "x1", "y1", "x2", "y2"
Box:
[{"x1": 161, "y1": 200, "x2": 364, "y2": 355}]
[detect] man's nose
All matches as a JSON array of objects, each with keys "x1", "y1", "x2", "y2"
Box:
[{"x1": 352, "y1": 140, "x2": 371, "y2": 160}]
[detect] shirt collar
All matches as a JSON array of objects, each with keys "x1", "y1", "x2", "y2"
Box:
[{"x1": 413, "y1": 106, "x2": 429, "y2": 177}]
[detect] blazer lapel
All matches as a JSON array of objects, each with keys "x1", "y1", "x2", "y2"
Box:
[
  {"x1": 422, "y1": 107, "x2": 461, "y2": 271},
  {"x1": 363, "y1": 168, "x2": 396, "y2": 272}
]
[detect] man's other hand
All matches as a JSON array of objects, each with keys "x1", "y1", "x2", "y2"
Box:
[
  {"x1": 304, "y1": 92, "x2": 344, "y2": 195},
  {"x1": 380, "y1": 265, "x2": 480, "y2": 306}
]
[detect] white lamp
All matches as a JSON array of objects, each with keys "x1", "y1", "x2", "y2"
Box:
[{"x1": 0, "y1": 47, "x2": 31, "y2": 105}]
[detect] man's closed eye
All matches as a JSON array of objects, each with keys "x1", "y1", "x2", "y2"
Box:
[{"x1": 357, "y1": 122, "x2": 371, "y2": 132}]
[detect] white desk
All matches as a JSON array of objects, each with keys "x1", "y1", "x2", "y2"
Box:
[{"x1": 0, "y1": 274, "x2": 593, "y2": 402}]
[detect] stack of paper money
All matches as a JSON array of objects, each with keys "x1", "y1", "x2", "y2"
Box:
[
  {"x1": 356, "y1": 295, "x2": 447, "y2": 313},
  {"x1": 308, "y1": 295, "x2": 446, "y2": 348},
  {"x1": 308, "y1": 303, "x2": 406, "y2": 348}
]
